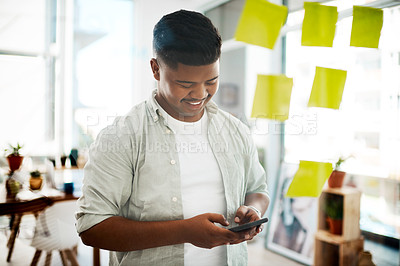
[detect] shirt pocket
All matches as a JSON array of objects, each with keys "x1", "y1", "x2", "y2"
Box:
[{"x1": 130, "y1": 145, "x2": 177, "y2": 221}]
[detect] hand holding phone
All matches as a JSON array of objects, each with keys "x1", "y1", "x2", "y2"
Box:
[{"x1": 229, "y1": 217, "x2": 269, "y2": 232}]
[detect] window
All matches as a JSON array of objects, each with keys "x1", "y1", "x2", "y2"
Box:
[
  {"x1": 0, "y1": 0, "x2": 56, "y2": 154},
  {"x1": 0, "y1": 0, "x2": 134, "y2": 156},
  {"x1": 284, "y1": 1, "x2": 400, "y2": 239},
  {"x1": 72, "y1": 0, "x2": 134, "y2": 149}
]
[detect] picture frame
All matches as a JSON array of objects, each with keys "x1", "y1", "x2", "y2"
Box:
[
  {"x1": 266, "y1": 162, "x2": 319, "y2": 265},
  {"x1": 218, "y1": 83, "x2": 239, "y2": 107}
]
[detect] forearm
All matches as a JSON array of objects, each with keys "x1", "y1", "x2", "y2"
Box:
[
  {"x1": 80, "y1": 216, "x2": 189, "y2": 251},
  {"x1": 244, "y1": 193, "x2": 270, "y2": 216}
]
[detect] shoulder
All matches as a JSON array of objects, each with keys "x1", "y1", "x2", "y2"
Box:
[
  {"x1": 212, "y1": 108, "x2": 251, "y2": 137},
  {"x1": 210, "y1": 108, "x2": 254, "y2": 152}
]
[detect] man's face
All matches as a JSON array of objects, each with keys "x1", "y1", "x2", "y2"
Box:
[{"x1": 151, "y1": 59, "x2": 219, "y2": 122}]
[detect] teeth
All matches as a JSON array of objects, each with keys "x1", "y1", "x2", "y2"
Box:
[{"x1": 188, "y1": 101, "x2": 201, "y2": 105}]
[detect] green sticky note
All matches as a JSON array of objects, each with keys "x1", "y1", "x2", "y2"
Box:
[
  {"x1": 286, "y1": 161, "x2": 333, "y2": 197},
  {"x1": 308, "y1": 67, "x2": 347, "y2": 109},
  {"x1": 350, "y1": 6, "x2": 383, "y2": 48},
  {"x1": 251, "y1": 74, "x2": 293, "y2": 121},
  {"x1": 235, "y1": 0, "x2": 288, "y2": 49},
  {"x1": 301, "y1": 2, "x2": 338, "y2": 47}
]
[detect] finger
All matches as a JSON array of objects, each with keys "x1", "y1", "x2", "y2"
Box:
[
  {"x1": 256, "y1": 224, "x2": 264, "y2": 234},
  {"x1": 229, "y1": 233, "x2": 251, "y2": 245},
  {"x1": 232, "y1": 226, "x2": 258, "y2": 242},
  {"x1": 207, "y1": 213, "x2": 229, "y2": 226},
  {"x1": 236, "y1": 213, "x2": 254, "y2": 225},
  {"x1": 232, "y1": 230, "x2": 251, "y2": 240},
  {"x1": 249, "y1": 227, "x2": 258, "y2": 237},
  {"x1": 229, "y1": 229, "x2": 259, "y2": 245},
  {"x1": 243, "y1": 227, "x2": 257, "y2": 238},
  {"x1": 234, "y1": 206, "x2": 249, "y2": 224}
]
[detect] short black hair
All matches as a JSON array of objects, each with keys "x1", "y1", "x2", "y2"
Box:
[{"x1": 153, "y1": 10, "x2": 222, "y2": 69}]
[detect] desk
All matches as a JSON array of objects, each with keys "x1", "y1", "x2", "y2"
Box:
[
  {"x1": 54, "y1": 168, "x2": 101, "y2": 266},
  {"x1": 0, "y1": 168, "x2": 100, "y2": 266},
  {"x1": 0, "y1": 189, "x2": 78, "y2": 262}
]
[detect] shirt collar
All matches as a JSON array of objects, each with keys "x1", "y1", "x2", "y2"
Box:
[
  {"x1": 146, "y1": 89, "x2": 218, "y2": 123},
  {"x1": 147, "y1": 89, "x2": 161, "y2": 122}
]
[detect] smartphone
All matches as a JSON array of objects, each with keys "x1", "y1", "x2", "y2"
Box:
[{"x1": 229, "y1": 217, "x2": 269, "y2": 232}]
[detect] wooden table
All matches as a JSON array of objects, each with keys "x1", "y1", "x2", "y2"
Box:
[
  {"x1": 0, "y1": 189, "x2": 78, "y2": 262},
  {"x1": 0, "y1": 168, "x2": 101, "y2": 266}
]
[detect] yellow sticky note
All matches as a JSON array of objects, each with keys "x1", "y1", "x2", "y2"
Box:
[
  {"x1": 235, "y1": 0, "x2": 288, "y2": 49},
  {"x1": 251, "y1": 74, "x2": 293, "y2": 121},
  {"x1": 350, "y1": 6, "x2": 383, "y2": 48},
  {"x1": 286, "y1": 161, "x2": 333, "y2": 197},
  {"x1": 308, "y1": 67, "x2": 347, "y2": 109},
  {"x1": 301, "y1": 2, "x2": 338, "y2": 47}
]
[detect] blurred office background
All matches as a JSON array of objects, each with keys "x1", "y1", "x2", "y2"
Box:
[{"x1": 0, "y1": 0, "x2": 399, "y2": 265}]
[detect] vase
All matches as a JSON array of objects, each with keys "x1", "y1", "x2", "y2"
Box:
[
  {"x1": 60, "y1": 156, "x2": 67, "y2": 167},
  {"x1": 328, "y1": 170, "x2": 346, "y2": 188},
  {"x1": 29, "y1": 176, "x2": 43, "y2": 190},
  {"x1": 326, "y1": 217, "x2": 343, "y2": 235},
  {"x1": 7, "y1": 155, "x2": 24, "y2": 172},
  {"x1": 6, "y1": 178, "x2": 21, "y2": 199}
]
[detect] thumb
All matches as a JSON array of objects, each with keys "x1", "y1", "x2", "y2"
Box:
[
  {"x1": 234, "y1": 206, "x2": 248, "y2": 223},
  {"x1": 207, "y1": 213, "x2": 229, "y2": 226}
]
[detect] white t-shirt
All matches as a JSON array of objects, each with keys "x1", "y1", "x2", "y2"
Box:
[{"x1": 156, "y1": 103, "x2": 227, "y2": 266}]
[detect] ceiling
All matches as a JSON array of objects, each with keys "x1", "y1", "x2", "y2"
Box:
[{"x1": 193, "y1": 0, "x2": 328, "y2": 12}]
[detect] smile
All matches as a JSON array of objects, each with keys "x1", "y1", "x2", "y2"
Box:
[
  {"x1": 188, "y1": 101, "x2": 202, "y2": 105},
  {"x1": 182, "y1": 95, "x2": 209, "y2": 104},
  {"x1": 182, "y1": 97, "x2": 208, "y2": 110}
]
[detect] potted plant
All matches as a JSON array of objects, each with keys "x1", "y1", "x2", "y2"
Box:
[
  {"x1": 60, "y1": 154, "x2": 68, "y2": 167},
  {"x1": 328, "y1": 156, "x2": 351, "y2": 188},
  {"x1": 5, "y1": 174, "x2": 21, "y2": 199},
  {"x1": 5, "y1": 143, "x2": 24, "y2": 172},
  {"x1": 323, "y1": 194, "x2": 343, "y2": 235},
  {"x1": 29, "y1": 170, "x2": 43, "y2": 190}
]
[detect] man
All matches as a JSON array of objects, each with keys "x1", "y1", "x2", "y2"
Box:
[{"x1": 76, "y1": 10, "x2": 269, "y2": 266}]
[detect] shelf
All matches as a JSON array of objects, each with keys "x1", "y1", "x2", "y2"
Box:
[
  {"x1": 318, "y1": 188, "x2": 361, "y2": 241},
  {"x1": 315, "y1": 187, "x2": 364, "y2": 266},
  {"x1": 315, "y1": 230, "x2": 349, "y2": 245},
  {"x1": 322, "y1": 187, "x2": 362, "y2": 196},
  {"x1": 314, "y1": 235, "x2": 364, "y2": 266}
]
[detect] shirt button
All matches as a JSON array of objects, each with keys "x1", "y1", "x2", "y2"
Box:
[
  {"x1": 166, "y1": 129, "x2": 171, "y2": 134},
  {"x1": 172, "y1": 197, "x2": 178, "y2": 202},
  {"x1": 170, "y1": 159, "x2": 176, "y2": 165}
]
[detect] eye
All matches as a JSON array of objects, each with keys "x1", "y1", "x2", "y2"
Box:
[
  {"x1": 179, "y1": 84, "x2": 192, "y2": 89},
  {"x1": 206, "y1": 81, "x2": 217, "y2": 86}
]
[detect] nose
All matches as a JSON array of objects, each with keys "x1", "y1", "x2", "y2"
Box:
[{"x1": 189, "y1": 84, "x2": 208, "y2": 100}]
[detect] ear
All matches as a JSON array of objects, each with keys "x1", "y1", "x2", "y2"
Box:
[{"x1": 150, "y1": 58, "x2": 160, "y2": 80}]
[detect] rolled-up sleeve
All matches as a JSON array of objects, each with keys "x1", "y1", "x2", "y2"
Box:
[
  {"x1": 76, "y1": 123, "x2": 134, "y2": 234},
  {"x1": 243, "y1": 126, "x2": 269, "y2": 198},
  {"x1": 245, "y1": 141, "x2": 268, "y2": 197}
]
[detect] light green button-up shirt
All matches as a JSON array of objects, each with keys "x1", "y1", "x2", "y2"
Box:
[{"x1": 76, "y1": 91, "x2": 268, "y2": 266}]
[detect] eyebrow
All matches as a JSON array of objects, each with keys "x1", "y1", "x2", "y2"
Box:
[{"x1": 175, "y1": 75, "x2": 219, "y2": 84}]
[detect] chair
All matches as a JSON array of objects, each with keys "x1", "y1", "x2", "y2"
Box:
[
  {"x1": 0, "y1": 197, "x2": 53, "y2": 262},
  {"x1": 30, "y1": 200, "x2": 80, "y2": 266}
]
